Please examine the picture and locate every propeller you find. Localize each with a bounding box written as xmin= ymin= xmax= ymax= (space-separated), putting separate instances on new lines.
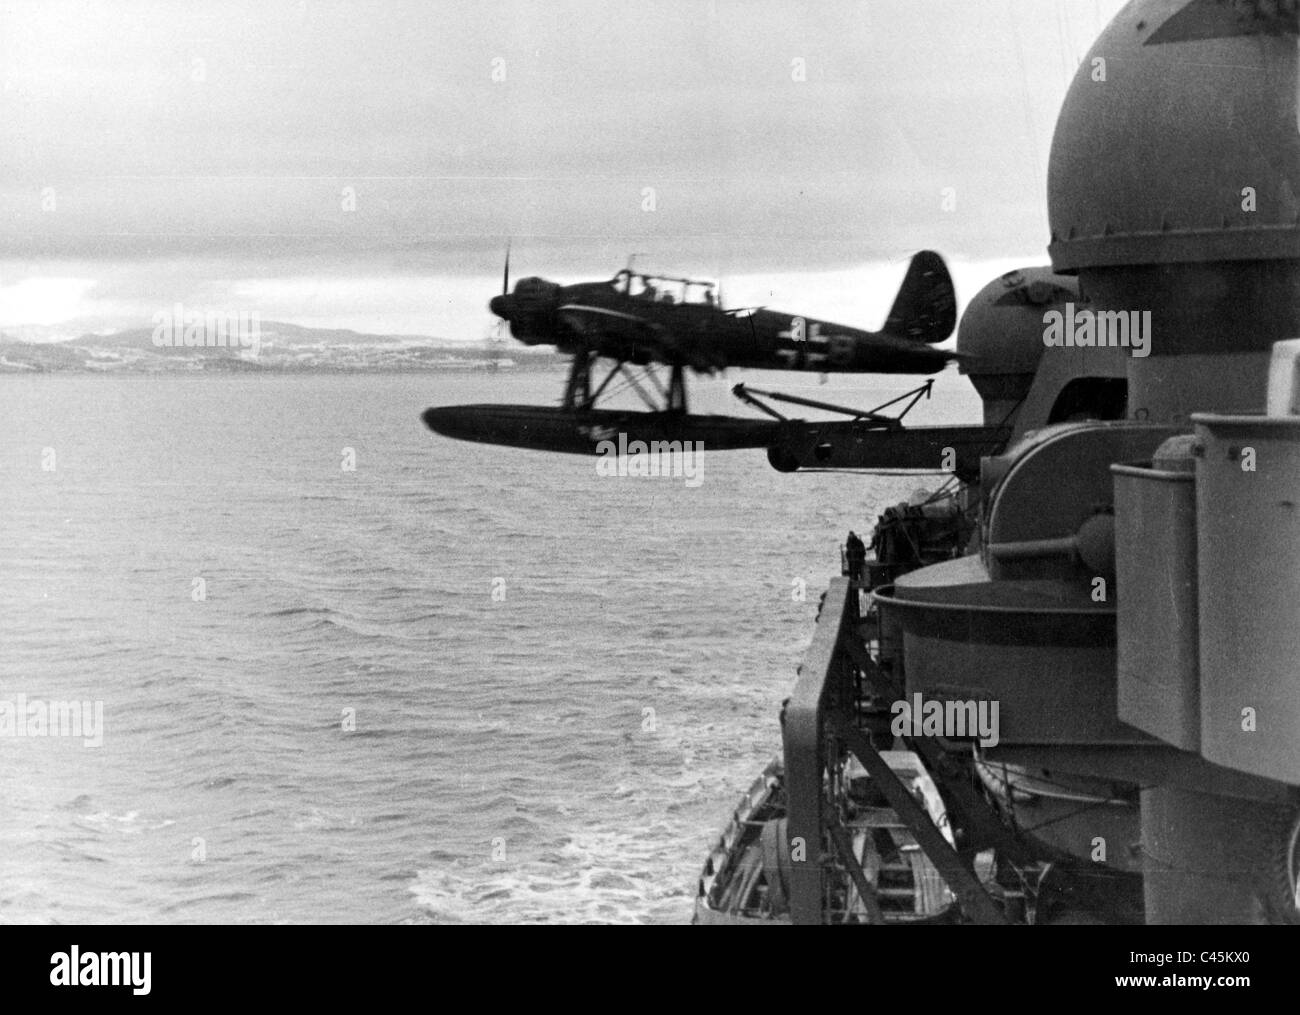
xmin=488 ymin=241 xmax=512 ymax=323
xmin=487 ymin=241 xmax=511 ymax=359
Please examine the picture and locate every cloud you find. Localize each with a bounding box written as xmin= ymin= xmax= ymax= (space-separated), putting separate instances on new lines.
xmin=0 ymin=0 xmax=1125 ymax=335
xmin=0 ymin=276 xmax=98 ymax=325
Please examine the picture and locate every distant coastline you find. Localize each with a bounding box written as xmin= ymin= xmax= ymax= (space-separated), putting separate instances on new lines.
xmin=0 ymin=321 xmax=570 ymax=374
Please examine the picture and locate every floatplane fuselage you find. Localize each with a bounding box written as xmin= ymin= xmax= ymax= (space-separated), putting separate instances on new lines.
xmin=422 ymin=250 xmax=998 ymax=473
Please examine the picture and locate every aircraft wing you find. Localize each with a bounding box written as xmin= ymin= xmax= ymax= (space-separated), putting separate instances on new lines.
xmin=558 ymin=304 xmax=723 ymax=372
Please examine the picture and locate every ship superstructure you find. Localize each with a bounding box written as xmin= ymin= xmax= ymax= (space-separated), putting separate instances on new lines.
xmin=698 ymin=0 xmax=1300 ymax=925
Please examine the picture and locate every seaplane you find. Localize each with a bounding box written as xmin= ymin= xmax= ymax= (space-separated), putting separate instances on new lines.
xmin=422 ymin=250 xmax=999 ymax=474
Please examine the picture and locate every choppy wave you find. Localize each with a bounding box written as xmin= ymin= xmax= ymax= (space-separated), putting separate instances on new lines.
xmin=0 ymin=372 xmax=975 ymax=922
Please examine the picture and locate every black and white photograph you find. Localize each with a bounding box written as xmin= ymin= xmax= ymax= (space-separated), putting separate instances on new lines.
xmin=0 ymin=0 xmax=1296 ymax=984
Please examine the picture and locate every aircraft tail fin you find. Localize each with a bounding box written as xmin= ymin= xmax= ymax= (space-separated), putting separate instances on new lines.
xmin=882 ymin=250 xmax=957 ymax=345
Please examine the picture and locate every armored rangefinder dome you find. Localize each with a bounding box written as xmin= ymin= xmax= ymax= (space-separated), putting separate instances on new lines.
xmin=1048 ymin=0 xmax=1300 ymax=271
xmin=1048 ymin=0 xmax=1300 ymax=421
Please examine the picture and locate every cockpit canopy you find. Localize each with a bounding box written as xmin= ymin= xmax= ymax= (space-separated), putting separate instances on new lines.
xmin=611 ymin=269 xmax=718 ymax=306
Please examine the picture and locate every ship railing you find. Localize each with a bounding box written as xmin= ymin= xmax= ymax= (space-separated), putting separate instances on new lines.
xmin=781 ymin=577 xmax=1008 ymax=925
xmin=782 ymin=576 xmax=857 ymax=924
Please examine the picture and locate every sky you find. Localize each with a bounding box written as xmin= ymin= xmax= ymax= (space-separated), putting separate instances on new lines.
xmin=0 ymin=0 xmax=1127 ymax=340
